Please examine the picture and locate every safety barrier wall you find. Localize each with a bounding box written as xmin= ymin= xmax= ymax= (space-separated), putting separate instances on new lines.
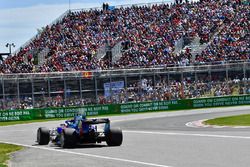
xmin=1 ymin=95 xmax=250 ymax=122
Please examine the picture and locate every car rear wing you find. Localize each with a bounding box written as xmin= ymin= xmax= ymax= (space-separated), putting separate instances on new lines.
xmin=82 ymin=118 xmax=110 ymax=124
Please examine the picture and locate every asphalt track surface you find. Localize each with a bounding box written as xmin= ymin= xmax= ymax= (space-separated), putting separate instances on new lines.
xmin=1 ymin=106 xmax=250 ymax=167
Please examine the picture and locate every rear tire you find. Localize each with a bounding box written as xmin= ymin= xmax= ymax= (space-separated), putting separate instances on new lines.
xmin=37 ymin=127 xmax=50 ymax=145
xmin=106 ymin=128 xmax=123 ymax=146
xmin=60 ymin=128 xmax=77 ymax=148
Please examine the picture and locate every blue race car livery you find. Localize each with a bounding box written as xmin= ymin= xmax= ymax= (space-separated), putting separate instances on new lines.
xmin=37 ymin=115 xmax=123 ymax=148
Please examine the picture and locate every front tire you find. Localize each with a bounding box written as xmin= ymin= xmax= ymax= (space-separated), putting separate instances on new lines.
xmin=37 ymin=127 xmax=50 ymax=145
xmin=106 ymin=128 xmax=123 ymax=146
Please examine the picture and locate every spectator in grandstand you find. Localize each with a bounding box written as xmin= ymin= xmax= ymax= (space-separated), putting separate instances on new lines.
xmin=103 ymin=3 xmax=109 ymax=11
xmin=0 ymin=0 xmax=248 ymax=73
xmin=195 ymin=3 xmax=250 ymax=64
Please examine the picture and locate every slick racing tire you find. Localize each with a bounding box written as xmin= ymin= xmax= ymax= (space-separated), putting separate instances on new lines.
xmin=106 ymin=128 xmax=123 ymax=146
xmin=60 ymin=128 xmax=77 ymax=148
xmin=37 ymin=127 xmax=50 ymax=145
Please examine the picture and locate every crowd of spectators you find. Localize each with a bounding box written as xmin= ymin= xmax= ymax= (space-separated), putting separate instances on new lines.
xmin=112 ymin=0 xmax=228 ymax=68
xmin=195 ymin=3 xmax=250 ymax=64
xmin=0 ymin=0 xmax=248 ymax=73
xmin=1 ymin=76 xmax=250 ymax=110
xmin=0 ymin=0 xmax=249 ymax=110
xmin=109 ymin=77 xmax=250 ymax=103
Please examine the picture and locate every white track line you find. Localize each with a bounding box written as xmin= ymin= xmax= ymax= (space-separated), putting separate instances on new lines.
xmin=124 ymin=130 xmax=250 ymax=140
xmin=0 ymin=141 xmax=172 ymax=167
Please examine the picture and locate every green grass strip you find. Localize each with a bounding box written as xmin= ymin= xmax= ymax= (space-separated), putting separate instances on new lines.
xmin=204 ymin=114 xmax=250 ymax=126
xmin=0 ymin=143 xmax=23 ymax=167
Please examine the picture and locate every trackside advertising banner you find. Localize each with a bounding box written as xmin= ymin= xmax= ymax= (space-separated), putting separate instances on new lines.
xmin=0 ymin=95 xmax=250 ymax=122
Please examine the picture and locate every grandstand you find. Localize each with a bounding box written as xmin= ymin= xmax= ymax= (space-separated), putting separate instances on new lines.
xmin=0 ymin=0 xmax=249 ymax=110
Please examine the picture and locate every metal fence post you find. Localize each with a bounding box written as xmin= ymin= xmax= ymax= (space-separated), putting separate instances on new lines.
xmin=243 ymin=62 xmax=247 ymax=94
xmin=209 ymin=66 xmax=212 ymax=82
xmin=167 ymin=72 xmax=170 ymax=85
xmin=64 ymin=78 xmax=67 ymax=106
xmin=2 ymin=78 xmax=5 ymax=109
xmin=31 ymin=78 xmax=35 ymax=107
xmin=195 ymin=71 xmax=198 ymax=82
xmin=17 ymin=78 xmax=20 ymax=107
xmin=226 ymin=63 xmax=229 ymax=81
xmin=79 ymin=77 xmax=82 ymax=100
xmin=124 ymin=71 xmax=128 ymax=103
xmin=109 ymin=70 xmax=112 ymax=102
xmin=139 ymin=71 xmax=142 ymax=101
xmin=153 ymin=68 xmax=156 ymax=101
xmin=48 ymin=77 xmax=51 ymax=99
xmin=95 ymin=74 xmax=98 ymax=104
xmin=181 ymin=69 xmax=184 ymax=81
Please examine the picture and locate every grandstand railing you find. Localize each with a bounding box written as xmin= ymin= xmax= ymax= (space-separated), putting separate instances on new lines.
xmin=174 ymin=36 xmax=184 ymax=54
xmin=71 ymin=0 xmax=174 ymax=12
xmin=111 ymin=41 xmax=123 ymax=63
xmin=0 ymin=61 xmax=249 ymax=79
xmin=37 ymin=48 xmax=50 ymax=65
xmin=96 ymin=44 xmax=107 ymax=60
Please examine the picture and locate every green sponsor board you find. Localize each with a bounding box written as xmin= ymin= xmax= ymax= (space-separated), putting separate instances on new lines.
xmin=120 ymin=99 xmax=192 ymax=113
xmin=0 ymin=95 xmax=250 ymax=122
xmin=0 ymin=110 xmax=32 ymax=121
xmin=192 ymin=95 xmax=250 ymax=108
xmin=0 ymin=104 xmax=118 ymax=122
xmin=42 ymin=104 xmax=119 ymax=119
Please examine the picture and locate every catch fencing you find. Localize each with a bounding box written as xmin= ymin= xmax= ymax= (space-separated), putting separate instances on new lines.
xmin=0 ymin=62 xmax=250 ymax=111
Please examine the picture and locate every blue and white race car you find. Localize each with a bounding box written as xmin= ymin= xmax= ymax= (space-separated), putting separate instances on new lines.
xmin=36 ymin=111 xmax=123 ymax=148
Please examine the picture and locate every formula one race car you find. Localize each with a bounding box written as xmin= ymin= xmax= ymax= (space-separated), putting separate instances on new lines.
xmin=36 ymin=111 xmax=123 ymax=148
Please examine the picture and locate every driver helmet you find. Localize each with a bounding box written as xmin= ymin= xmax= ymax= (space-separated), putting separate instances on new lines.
xmin=75 ymin=109 xmax=86 ymax=120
